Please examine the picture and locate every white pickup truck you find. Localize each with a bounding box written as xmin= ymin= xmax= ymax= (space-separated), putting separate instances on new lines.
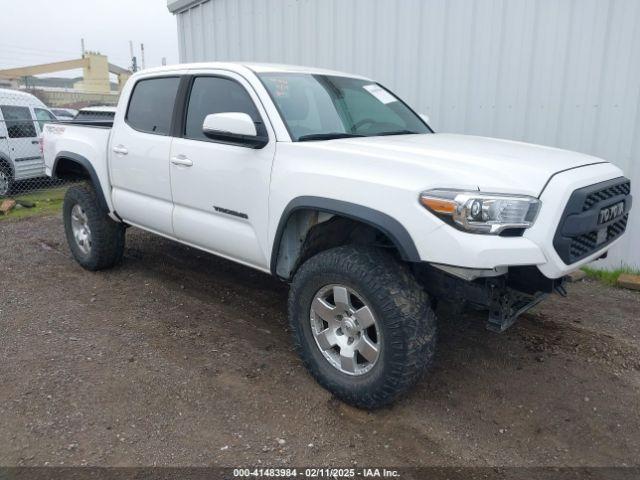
xmin=43 ymin=62 xmax=632 ymax=408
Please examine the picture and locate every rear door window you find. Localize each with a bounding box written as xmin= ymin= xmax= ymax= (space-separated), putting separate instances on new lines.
xmin=125 ymin=77 xmax=180 ymax=135
xmin=0 ymin=105 xmax=37 ymax=138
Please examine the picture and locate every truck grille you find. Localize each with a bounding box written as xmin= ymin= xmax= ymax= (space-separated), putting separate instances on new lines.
xmin=554 ymin=177 xmax=632 ymax=265
xmin=569 ymin=214 xmax=629 ymax=260
xmin=583 ymin=181 xmax=631 ymax=210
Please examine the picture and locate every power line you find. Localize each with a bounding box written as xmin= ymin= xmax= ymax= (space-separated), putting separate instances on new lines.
xmin=0 ymin=43 xmax=133 ymax=67
xmin=0 ymin=52 xmax=76 ymax=62
xmin=0 ymin=43 xmax=80 ymax=56
xmin=0 ymin=52 xmax=132 ymax=65
xmin=0 ymin=56 xmax=78 ymax=65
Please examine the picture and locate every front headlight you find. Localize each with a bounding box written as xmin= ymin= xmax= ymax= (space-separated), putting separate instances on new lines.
xmin=419 ymin=189 xmax=540 ymax=234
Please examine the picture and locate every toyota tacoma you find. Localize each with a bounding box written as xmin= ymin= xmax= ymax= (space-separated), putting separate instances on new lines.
xmin=42 ymin=63 xmax=633 ymax=408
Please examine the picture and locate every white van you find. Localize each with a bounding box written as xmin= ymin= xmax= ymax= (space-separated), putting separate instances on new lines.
xmin=0 ymin=88 xmax=57 ymax=196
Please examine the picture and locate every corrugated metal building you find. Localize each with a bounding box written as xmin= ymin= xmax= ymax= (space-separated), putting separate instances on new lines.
xmin=167 ymin=0 xmax=639 ymax=270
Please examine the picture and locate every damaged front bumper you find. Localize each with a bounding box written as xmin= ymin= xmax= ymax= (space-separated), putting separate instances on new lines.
xmin=416 ymin=264 xmax=567 ymax=332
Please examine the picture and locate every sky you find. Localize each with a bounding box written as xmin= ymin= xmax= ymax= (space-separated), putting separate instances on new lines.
xmin=0 ymin=0 xmax=179 ymax=78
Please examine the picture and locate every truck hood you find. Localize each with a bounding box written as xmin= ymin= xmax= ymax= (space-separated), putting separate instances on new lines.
xmin=298 ymin=133 xmax=608 ymax=196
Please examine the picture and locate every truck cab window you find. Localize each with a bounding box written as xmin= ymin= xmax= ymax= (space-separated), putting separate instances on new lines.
xmin=184 ymin=76 xmax=265 ymax=141
xmin=125 ymin=77 xmax=180 ymax=135
xmin=0 ymin=105 xmax=37 ymax=138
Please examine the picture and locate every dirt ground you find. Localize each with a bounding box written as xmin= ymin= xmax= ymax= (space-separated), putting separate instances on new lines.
xmin=1 ymin=214 xmax=639 ymax=468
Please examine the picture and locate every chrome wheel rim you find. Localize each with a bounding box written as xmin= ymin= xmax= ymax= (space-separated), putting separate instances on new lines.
xmin=0 ymin=171 xmax=9 ymax=196
xmin=70 ymin=204 xmax=92 ymax=255
xmin=310 ymin=284 xmax=381 ymax=376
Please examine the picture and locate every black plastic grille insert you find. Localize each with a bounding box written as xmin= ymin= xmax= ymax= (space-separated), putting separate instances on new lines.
xmin=554 ymin=177 xmax=632 ymax=265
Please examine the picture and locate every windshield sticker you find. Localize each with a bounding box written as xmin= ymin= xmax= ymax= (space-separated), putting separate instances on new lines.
xmin=363 ymin=84 xmax=397 ymax=104
xmin=272 ymin=78 xmax=290 ymax=97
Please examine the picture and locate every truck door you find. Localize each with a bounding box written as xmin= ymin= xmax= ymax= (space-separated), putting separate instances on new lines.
xmin=0 ymin=105 xmax=41 ymax=181
xmin=168 ymin=72 xmax=275 ymax=270
xmin=109 ymin=75 xmax=181 ymax=235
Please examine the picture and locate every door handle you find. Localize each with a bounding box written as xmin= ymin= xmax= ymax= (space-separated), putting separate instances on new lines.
xmin=112 ymin=145 xmax=128 ymax=155
xmin=170 ymin=155 xmax=193 ymax=167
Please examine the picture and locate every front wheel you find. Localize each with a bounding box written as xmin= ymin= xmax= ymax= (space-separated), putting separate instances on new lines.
xmin=288 ymin=246 xmax=437 ymax=409
xmin=63 ymin=183 xmax=126 ymax=271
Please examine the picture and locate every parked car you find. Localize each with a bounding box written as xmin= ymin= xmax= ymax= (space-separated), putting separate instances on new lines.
xmin=50 ymin=108 xmax=78 ymax=121
xmin=0 ymin=88 xmax=57 ymax=196
xmin=42 ymin=63 xmax=633 ymax=408
xmin=73 ymin=106 xmax=116 ymax=123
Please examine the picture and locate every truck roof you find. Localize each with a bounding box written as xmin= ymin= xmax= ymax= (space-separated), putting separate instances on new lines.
xmin=131 ymin=62 xmax=371 ymax=81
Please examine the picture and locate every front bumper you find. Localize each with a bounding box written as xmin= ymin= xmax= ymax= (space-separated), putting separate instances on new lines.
xmin=414 ymin=162 xmax=629 ymax=279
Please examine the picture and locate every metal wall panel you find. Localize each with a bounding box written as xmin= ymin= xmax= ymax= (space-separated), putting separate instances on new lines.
xmin=174 ymin=0 xmax=640 ymax=270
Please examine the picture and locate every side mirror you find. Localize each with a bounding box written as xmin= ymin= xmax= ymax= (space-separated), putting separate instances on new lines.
xmin=419 ymin=113 xmax=430 ymax=124
xmin=202 ymin=112 xmax=268 ymax=149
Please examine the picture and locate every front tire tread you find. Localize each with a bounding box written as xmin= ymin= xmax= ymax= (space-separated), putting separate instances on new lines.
xmin=63 ymin=183 xmax=125 ymax=271
xmin=288 ymin=245 xmax=437 ymax=409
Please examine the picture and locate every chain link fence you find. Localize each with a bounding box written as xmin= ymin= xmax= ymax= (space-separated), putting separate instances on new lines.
xmin=0 ymin=89 xmax=114 ymax=217
xmin=0 ymin=116 xmax=75 ymax=217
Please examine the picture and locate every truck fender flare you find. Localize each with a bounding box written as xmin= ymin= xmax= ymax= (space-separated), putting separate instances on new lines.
xmin=53 ymin=151 xmax=109 ymax=212
xmin=270 ymin=196 xmax=421 ymax=275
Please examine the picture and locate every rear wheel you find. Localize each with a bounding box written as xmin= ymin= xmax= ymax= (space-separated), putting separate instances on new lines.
xmin=288 ymin=246 xmax=437 ymax=409
xmin=0 ymin=164 xmax=13 ymax=197
xmin=63 ymin=183 xmax=125 ymax=270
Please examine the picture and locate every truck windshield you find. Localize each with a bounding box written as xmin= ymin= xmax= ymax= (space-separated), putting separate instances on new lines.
xmin=258 ymin=73 xmax=431 ymax=141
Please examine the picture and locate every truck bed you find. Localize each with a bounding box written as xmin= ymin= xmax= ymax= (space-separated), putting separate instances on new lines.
xmin=42 ymin=121 xmax=113 ymax=213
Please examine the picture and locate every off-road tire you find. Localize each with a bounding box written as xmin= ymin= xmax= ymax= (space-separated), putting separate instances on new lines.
xmin=63 ymin=183 xmax=125 ymax=271
xmin=288 ymin=245 xmax=437 ymax=409
xmin=0 ymin=163 xmax=14 ymax=197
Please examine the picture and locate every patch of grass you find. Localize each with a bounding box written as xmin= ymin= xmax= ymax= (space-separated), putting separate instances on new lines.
xmin=0 ymin=187 xmax=67 ymax=221
xmin=582 ymin=266 xmax=640 ymax=286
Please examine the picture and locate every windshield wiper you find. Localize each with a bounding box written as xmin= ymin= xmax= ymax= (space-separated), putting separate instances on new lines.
xmin=375 ymin=130 xmax=420 ymax=136
xmin=297 ymin=132 xmax=365 ymax=142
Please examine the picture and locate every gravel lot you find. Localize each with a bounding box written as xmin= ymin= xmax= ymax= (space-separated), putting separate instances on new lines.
xmin=1 ymin=214 xmax=639 ymax=467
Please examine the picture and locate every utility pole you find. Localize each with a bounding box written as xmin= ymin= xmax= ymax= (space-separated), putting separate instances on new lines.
xmin=81 ymin=38 xmax=85 ymax=57
xmin=129 ymin=40 xmax=138 ymax=73
xmin=140 ymin=43 xmax=146 ymax=70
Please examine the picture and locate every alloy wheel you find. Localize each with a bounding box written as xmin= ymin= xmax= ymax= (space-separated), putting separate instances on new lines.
xmin=310 ymin=284 xmax=381 ymax=376
xmin=70 ymin=204 xmax=92 ymax=254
